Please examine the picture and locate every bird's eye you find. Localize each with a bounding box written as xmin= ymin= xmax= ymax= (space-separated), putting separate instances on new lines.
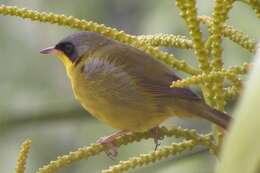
xmin=55 ymin=42 xmax=78 ymax=62
xmin=63 ymin=43 xmax=74 ymax=56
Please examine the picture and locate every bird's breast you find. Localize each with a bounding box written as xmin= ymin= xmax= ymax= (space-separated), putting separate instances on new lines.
xmin=67 ymin=65 xmax=169 ymax=132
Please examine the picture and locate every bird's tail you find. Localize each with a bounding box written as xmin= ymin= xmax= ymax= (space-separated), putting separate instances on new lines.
xmin=197 ymin=102 xmax=231 ymax=129
xmin=170 ymin=99 xmax=232 ymax=129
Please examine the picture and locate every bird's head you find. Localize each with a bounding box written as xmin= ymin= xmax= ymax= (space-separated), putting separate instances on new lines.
xmin=40 ymin=31 xmax=106 ymax=67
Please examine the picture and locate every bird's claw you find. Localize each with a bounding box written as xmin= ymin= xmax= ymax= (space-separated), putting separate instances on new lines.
xmin=150 ymin=127 xmax=163 ymax=151
xmin=97 ymin=130 xmax=129 ymax=159
xmin=97 ymin=136 xmax=118 ymax=159
xmin=154 ymin=141 xmax=161 ymax=151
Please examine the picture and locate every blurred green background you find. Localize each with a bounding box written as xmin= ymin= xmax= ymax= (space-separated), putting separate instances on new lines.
xmin=0 ymin=0 xmax=259 ymax=173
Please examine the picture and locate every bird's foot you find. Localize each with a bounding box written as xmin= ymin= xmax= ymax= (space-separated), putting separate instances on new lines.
xmin=97 ymin=130 xmax=129 ymax=159
xmin=150 ymin=127 xmax=163 ymax=150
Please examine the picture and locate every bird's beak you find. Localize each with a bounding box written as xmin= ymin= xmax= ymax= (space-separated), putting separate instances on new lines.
xmin=40 ymin=46 xmax=71 ymax=66
xmin=40 ymin=46 xmax=56 ymax=54
xmin=40 ymin=46 xmax=63 ymax=57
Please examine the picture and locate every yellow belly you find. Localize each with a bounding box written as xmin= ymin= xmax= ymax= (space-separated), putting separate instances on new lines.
xmin=68 ymin=68 xmax=170 ymax=132
xmin=75 ymin=89 xmax=169 ymax=131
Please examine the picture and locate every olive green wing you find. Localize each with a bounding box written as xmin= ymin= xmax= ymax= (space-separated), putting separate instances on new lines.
xmin=93 ymin=42 xmax=200 ymax=101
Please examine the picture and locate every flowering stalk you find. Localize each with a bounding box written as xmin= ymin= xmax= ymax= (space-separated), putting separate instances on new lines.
xmin=0 ymin=5 xmax=199 ymax=75
xmin=16 ymin=139 xmax=32 ymax=173
xmin=102 ymin=140 xmax=197 ymax=173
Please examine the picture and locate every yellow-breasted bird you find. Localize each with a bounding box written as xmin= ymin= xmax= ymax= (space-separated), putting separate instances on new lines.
xmin=40 ymin=32 xmax=231 ymax=157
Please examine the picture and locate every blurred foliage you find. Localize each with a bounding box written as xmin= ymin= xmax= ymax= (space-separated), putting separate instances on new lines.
xmin=217 ymin=45 xmax=260 ymax=173
xmin=0 ymin=0 xmax=260 ymax=173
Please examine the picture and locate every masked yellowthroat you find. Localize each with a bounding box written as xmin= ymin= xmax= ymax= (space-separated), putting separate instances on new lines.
xmin=40 ymin=32 xmax=231 ymax=156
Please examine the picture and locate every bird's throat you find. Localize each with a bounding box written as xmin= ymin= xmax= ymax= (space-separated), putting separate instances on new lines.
xmin=56 ymin=54 xmax=74 ymax=79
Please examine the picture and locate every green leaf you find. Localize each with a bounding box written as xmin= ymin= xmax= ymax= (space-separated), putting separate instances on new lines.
xmin=217 ymin=45 xmax=260 ymax=173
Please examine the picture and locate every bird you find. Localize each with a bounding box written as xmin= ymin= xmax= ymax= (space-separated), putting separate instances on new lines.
xmin=40 ymin=31 xmax=231 ymax=157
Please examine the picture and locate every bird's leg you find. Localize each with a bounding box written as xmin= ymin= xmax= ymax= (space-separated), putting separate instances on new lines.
xmin=97 ymin=130 xmax=129 ymax=159
xmin=150 ymin=127 xmax=163 ymax=150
